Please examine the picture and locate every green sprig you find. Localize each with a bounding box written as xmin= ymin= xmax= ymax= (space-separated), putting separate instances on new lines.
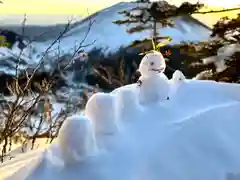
xmin=139 ymin=36 xmax=172 ymax=55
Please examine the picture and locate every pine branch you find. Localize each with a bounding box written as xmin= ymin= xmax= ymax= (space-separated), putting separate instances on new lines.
xmin=211 ymin=14 xmax=240 ymax=38
xmin=131 ymin=6 xmax=148 ymax=11
xmin=194 ymin=7 xmax=240 ymax=14
xmin=113 ymin=19 xmax=140 ymax=25
xmin=127 ymin=25 xmax=152 ymax=34
xmin=135 ymin=0 xmax=150 ymax=3
xmin=118 ymin=10 xmax=131 ymax=16
xmin=128 ymin=36 xmax=172 ymax=48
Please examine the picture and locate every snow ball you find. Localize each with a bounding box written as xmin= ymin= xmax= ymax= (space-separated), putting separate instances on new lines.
xmin=138 ymin=51 xmax=166 ymax=77
xmin=169 ymin=70 xmax=186 ymax=98
xmin=85 ymin=92 xmax=118 ymax=135
xmin=115 ymin=88 xmax=139 ymax=124
xmin=57 ymin=115 xmax=97 ymax=165
xmin=171 ymin=70 xmax=186 ymax=82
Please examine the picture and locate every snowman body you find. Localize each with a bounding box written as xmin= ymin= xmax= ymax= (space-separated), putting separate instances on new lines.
xmin=138 ymin=73 xmax=170 ymax=105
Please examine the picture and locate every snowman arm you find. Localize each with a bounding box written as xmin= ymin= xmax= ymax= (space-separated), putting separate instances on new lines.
xmin=137 ymin=79 xmax=142 ymax=86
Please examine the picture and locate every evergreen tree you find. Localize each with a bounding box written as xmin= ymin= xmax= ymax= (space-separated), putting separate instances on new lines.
xmin=113 ymin=1 xmax=204 ymax=46
xmin=113 ymin=0 xmax=240 ymax=83
xmin=179 ymin=14 xmax=240 ymax=83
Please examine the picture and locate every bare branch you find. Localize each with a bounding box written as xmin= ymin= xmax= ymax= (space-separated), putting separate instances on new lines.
xmin=60 ymin=15 xmax=96 ymax=70
xmin=0 ymin=13 xmax=95 ymax=161
xmin=15 ymin=14 xmax=27 ymax=78
xmin=23 ymin=20 xmax=72 ymax=92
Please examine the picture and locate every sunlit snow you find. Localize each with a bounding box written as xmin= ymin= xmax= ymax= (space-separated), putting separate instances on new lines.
xmin=1 ymin=51 xmax=240 ymax=180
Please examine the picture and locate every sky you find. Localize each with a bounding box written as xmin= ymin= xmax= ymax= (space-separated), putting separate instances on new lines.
xmin=0 ymin=0 xmax=124 ymax=14
xmin=0 ymin=0 xmax=239 ymax=25
xmin=0 ymin=0 xmax=239 ymax=14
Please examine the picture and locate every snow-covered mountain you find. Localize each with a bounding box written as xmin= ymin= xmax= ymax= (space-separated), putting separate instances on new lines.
xmin=33 ymin=2 xmax=212 ymax=57
xmin=0 ymin=2 xmax=211 ymax=74
xmin=0 ymin=1 xmax=212 ymax=96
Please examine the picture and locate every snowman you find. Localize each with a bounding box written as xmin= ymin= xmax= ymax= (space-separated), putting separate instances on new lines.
xmin=169 ymin=70 xmax=186 ymax=98
xmin=137 ymin=51 xmax=170 ymax=105
xmin=85 ymin=92 xmax=119 ymax=151
xmin=57 ymin=115 xmax=98 ymax=166
xmin=171 ymin=70 xmax=186 ymax=82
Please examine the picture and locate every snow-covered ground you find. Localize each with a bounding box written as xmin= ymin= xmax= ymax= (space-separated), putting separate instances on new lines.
xmin=1 ymin=52 xmax=240 ymax=180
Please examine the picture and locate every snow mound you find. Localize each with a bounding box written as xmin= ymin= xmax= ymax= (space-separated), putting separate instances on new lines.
xmin=85 ymin=93 xmax=118 ymax=135
xmin=85 ymin=93 xmax=119 ymax=150
xmin=2 ymin=78 xmax=240 ymax=180
xmin=137 ymin=101 xmax=240 ymax=180
xmin=114 ymin=88 xmax=140 ymax=125
xmin=2 ymin=56 xmax=240 ymax=179
xmin=57 ymin=115 xmax=98 ymax=165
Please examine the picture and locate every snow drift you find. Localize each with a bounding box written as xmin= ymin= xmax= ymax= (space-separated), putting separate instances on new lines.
xmin=1 ymin=52 xmax=240 ymax=180
xmin=1 ymin=79 xmax=240 ymax=180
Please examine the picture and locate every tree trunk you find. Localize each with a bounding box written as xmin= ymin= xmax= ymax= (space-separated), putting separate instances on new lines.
xmin=1 ymin=137 xmax=8 ymax=162
xmin=153 ymin=20 xmax=157 ymax=44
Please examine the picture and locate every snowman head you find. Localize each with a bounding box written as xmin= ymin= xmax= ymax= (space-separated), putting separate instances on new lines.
xmin=138 ymin=51 xmax=166 ymax=77
xmin=172 ymin=70 xmax=186 ymax=82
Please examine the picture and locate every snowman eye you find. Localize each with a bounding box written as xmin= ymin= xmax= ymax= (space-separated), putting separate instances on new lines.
xmin=150 ymin=62 xmax=154 ymax=66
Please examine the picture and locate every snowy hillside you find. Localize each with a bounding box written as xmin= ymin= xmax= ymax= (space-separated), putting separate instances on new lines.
xmin=1 ymin=52 xmax=240 ymax=180
xmin=0 ymin=40 xmax=45 ymax=76
xmin=33 ymin=2 xmax=211 ymax=57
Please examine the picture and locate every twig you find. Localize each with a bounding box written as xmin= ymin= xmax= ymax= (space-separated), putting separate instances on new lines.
xmin=61 ymin=15 xmax=96 ymax=70
xmin=23 ymin=20 xmax=72 ymax=92
xmin=15 ymin=14 xmax=27 ymax=78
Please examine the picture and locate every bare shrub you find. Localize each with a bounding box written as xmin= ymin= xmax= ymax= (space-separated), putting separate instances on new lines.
xmin=0 ymin=15 xmax=95 ymax=162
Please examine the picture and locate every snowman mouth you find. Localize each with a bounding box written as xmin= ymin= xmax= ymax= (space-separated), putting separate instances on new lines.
xmin=150 ymin=67 xmax=164 ymax=73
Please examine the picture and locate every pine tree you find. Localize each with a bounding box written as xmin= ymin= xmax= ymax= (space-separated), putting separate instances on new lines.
xmin=113 ymin=1 xmax=204 ymax=46
xmin=113 ymin=0 xmax=240 ymax=51
xmin=178 ymin=14 xmax=240 ymax=83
